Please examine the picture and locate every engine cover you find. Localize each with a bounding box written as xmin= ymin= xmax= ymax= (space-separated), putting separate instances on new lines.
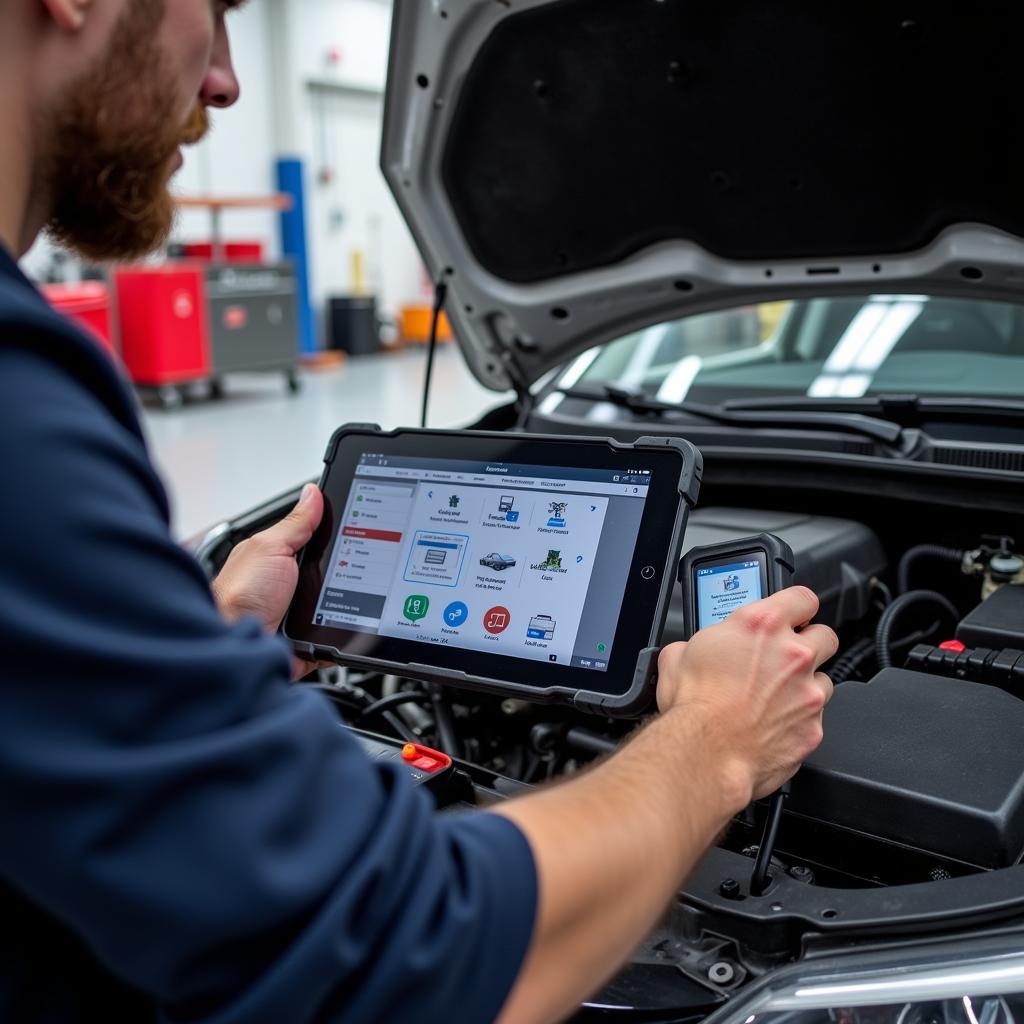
xmin=790 ymin=668 xmax=1024 ymax=869
xmin=664 ymin=508 xmax=886 ymax=640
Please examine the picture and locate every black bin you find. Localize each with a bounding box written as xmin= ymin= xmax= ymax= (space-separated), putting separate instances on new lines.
xmin=328 ymin=296 xmax=380 ymax=356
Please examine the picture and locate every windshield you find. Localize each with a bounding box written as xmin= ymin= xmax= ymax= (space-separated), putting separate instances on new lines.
xmin=560 ymin=295 xmax=1024 ymax=403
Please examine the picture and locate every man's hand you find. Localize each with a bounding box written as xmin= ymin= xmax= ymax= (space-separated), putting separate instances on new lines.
xmin=495 ymin=587 xmax=836 ymax=1024
xmin=656 ymin=586 xmax=837 ymax=803
xmin=212 ymin=484 xmax=324 ymax=677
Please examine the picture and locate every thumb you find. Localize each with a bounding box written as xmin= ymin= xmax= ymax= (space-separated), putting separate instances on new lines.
xmin=265 ymin=484 xmax=324 ymax=553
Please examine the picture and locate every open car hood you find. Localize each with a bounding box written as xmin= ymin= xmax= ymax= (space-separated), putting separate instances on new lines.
xmin=381 ymin=0 xmax=1024 ymax=392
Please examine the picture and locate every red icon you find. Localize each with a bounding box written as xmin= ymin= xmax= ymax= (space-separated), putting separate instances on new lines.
xmin=484 ymin=606 xmax=511 ymax=635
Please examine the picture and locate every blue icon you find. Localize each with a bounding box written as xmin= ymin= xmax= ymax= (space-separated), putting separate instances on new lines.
xmin=547 ymin=502 xmax=568 ymax=528
xmin=506 ymin=510 xmax=520 ymax=523
xmin=724 ymin=575 xmax=741 ymax=592
xmin=576 ymin=555 xmax=584 ymax=564
xmin=428 ymin=490 xmax=434 ymax=499
xmin=443 ymin=601 xmax=469 ymax=628
xmin=590 ymin=505 xmax=597 ymax=512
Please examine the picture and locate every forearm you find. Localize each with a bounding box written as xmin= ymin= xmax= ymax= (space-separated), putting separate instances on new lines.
xmin=494 ymin=707 xmax=750 ymax=1024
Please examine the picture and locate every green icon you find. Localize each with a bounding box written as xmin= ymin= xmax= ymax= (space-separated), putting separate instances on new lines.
xmin=540 ymin=549 xmax=563 ymax=570
xmin=597 ymin=642 xmax=607 ymax=654
xmin=404 ymin=595 xmax=429 ymax=622
xmin=356 ymin=495 xmax=364 ymax=502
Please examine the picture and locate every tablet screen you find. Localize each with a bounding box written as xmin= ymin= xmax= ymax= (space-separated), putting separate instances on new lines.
xmin=311 ymin=453 xmax=652 ymax=673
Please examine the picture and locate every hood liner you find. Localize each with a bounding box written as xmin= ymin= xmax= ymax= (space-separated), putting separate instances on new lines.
xmin=442 ymin=0 xmax=1024 ymax=284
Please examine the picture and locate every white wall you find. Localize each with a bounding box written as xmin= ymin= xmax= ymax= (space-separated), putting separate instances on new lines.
xmin=22 ymin=0 xmax=427 ymax=340
xmin=284 ymin=0 xmax=427 ymax=332
xmin=173 ymin=0 xmax=279 ymax=257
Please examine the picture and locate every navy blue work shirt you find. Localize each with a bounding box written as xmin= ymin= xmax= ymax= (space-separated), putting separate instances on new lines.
xmin=0 ymin=246 xmax=537 ymax=1023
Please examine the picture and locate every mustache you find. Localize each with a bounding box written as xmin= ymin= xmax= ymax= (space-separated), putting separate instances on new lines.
xmin=179 ymin=104 xmax=210 ymax=146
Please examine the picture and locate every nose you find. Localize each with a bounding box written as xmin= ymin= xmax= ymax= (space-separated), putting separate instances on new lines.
xmin=200 ymin=21 xmax=240 ymax=109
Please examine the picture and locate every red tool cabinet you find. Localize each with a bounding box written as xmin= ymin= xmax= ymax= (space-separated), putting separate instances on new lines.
xmin=41 ymin=282 xmax=117 ymax=359
xmin=114 ymin=266 xmax=212 ymax=400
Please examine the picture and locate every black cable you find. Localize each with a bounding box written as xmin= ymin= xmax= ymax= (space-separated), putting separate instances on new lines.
xmin=875 ymin=590 xmax=960 ymax=669
xmin=356 ymin=690 xmax=430 ymax=723
xmin=300 ymin=682 xmax=418 ymax=741
xmin=871 ymin=578 xmax=893 ymax=607
xmin=750 ymin=785 xmax=788 ymax=897
xmin=420 ymin=278 xmax=449 ymax=429
xmin=897 ymin=545 xmax=964 ymax=595
xmin=565 ymin=727 xmax=617 ymax=756
xmin=427 ymin=683 xmax=460 ymax=758
xmin=829 ymin=637 xmax=876 ymax=684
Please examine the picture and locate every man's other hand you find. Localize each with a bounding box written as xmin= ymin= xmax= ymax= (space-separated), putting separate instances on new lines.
xmin=212 ymin=484 xmax=324 ymax=676
xmin=656 ymin=587 xmax=837 ymax=804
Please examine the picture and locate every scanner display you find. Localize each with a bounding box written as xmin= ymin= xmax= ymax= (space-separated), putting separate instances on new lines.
xmin=695 ymin=559 xmax=764 ymax=630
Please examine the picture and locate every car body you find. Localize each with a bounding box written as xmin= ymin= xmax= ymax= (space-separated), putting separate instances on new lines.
xmin=193 ymin=2 xmax=1024 ymax=1021
xmin=479 ymin=553 xmax=517 ymax=571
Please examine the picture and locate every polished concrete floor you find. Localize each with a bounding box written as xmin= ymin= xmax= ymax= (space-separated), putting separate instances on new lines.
xmin=142 ymin=346 xmax=510 ymax=539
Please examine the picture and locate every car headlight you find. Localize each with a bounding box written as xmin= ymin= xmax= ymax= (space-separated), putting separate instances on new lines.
xmin=709 ymin=941 xmax=1024 ymax=1024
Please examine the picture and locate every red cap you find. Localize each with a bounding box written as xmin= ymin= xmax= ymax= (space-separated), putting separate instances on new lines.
xmin=939 ymin=640 xmax=966 ymax=653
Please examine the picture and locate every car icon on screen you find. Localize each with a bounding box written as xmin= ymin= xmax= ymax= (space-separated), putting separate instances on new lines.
xmin=480 ymin=553 xmax=517 ymax=571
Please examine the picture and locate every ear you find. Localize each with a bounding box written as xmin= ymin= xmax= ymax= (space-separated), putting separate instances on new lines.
xmin=38 ymin=0 xmax=91 ymax=32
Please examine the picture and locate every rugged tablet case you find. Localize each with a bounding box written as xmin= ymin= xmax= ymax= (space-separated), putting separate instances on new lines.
xmin=285 ymin=424 xmax=702 ymax=718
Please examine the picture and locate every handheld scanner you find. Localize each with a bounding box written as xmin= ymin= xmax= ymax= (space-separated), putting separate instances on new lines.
xmin=679 ymin=534 xmax=796 ymax=640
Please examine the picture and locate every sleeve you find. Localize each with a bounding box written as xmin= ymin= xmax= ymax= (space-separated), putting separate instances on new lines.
xmin=0 ymin=343 xmax=538 ymax=1024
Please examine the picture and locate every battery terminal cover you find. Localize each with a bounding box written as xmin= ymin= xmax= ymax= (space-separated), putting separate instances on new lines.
xmin=401 ymin=742 xmax=452 ymax=774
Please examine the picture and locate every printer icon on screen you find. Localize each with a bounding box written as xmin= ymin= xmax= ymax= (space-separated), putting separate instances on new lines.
xmin=527 ymin=615 xmax=557 ymax=641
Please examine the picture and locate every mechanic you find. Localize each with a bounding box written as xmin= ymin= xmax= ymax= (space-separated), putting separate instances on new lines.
xmin=0 ymin=2 xmax=836 ymax=1022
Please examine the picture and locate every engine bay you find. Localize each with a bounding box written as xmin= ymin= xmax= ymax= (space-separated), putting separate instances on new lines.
xmin=306 ymin=501 xmax=1024 ymax=888
xmin=195 ymin=454 xmax=1024 ymax=1018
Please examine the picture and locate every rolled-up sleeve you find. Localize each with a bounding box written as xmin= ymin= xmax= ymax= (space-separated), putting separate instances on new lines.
xmin=0 ymin=340 xmax=537 ymax=1023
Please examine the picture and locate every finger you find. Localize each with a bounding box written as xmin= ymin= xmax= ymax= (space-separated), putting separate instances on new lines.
xmin=764 ymin=586 xmax=820 ymax=629
xmin=797 ymin=623 xmax=840 ymax=670
xmin=813 ymin=671 xmax=835 ymax=707
xmin=265 ymin=484 xmax=324 ymax=554
xmin=658 ymin=640 xmax=688 ymax=674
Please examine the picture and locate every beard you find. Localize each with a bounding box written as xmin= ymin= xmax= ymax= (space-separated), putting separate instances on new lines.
xmin=42 ymin=0 xmax=209 ymax=262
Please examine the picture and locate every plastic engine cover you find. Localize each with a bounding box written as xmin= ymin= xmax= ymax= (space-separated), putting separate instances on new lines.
xmin=664 ymin=508 xmax=885 ymax=641
xmin=791 ymin=668 xmax=1024 ymax=869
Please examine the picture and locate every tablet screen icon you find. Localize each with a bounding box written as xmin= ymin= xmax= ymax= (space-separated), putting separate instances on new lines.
xmin=527 ymin=615 xmax=557 ymax=640
xmin=403 ymin=595 xmax=430 ymax=622
xmin=443 ymin=601 xmax=469 ymax=628
xmin=546 ymin=502 xmax=568 ymax=528
xmin=484 ymin=606 xmax=511 ymax=635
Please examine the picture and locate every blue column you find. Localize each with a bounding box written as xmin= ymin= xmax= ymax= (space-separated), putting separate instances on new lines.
xmin=275 ymin=156 xmax=317 ymax=356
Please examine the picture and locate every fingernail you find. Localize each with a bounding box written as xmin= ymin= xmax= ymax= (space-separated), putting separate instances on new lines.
xmin=299 ymin=483 xmax=316 ymax=505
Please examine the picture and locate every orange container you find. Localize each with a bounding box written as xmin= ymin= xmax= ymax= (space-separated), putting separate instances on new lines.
xmin=400 ymin=305 xmax=453 ymax=344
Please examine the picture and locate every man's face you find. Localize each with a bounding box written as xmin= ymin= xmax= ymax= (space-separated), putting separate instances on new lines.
xmin=42 ymin=0 xmax=239 ymax=263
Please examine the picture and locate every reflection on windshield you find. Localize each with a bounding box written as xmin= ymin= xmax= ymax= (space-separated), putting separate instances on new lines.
xmin=562 ymin=295 xmax=1024 ymax=403
xmin=809 ymin=296 xmax=925 ymax=397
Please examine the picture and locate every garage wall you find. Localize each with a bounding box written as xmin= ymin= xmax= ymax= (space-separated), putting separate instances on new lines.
xmin=284 ymin=0 xmax=427 ymax=332
xmin=174 ymin=0 xmax=279 ymax=258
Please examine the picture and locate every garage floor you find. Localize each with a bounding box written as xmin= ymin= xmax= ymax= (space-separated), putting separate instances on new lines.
xmin=142 ymin=346 xmax=510 ymax=539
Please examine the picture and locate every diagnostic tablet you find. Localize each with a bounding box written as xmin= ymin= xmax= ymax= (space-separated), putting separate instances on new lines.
xmin=284 ymin=425 xmax=701 ymax=716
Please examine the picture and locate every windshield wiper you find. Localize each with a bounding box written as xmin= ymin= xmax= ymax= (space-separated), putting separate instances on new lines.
xmin=722 ymin=394 xmax=1024 ymax=429
xmin=557 ymin=385 xmax=904 ymax=444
